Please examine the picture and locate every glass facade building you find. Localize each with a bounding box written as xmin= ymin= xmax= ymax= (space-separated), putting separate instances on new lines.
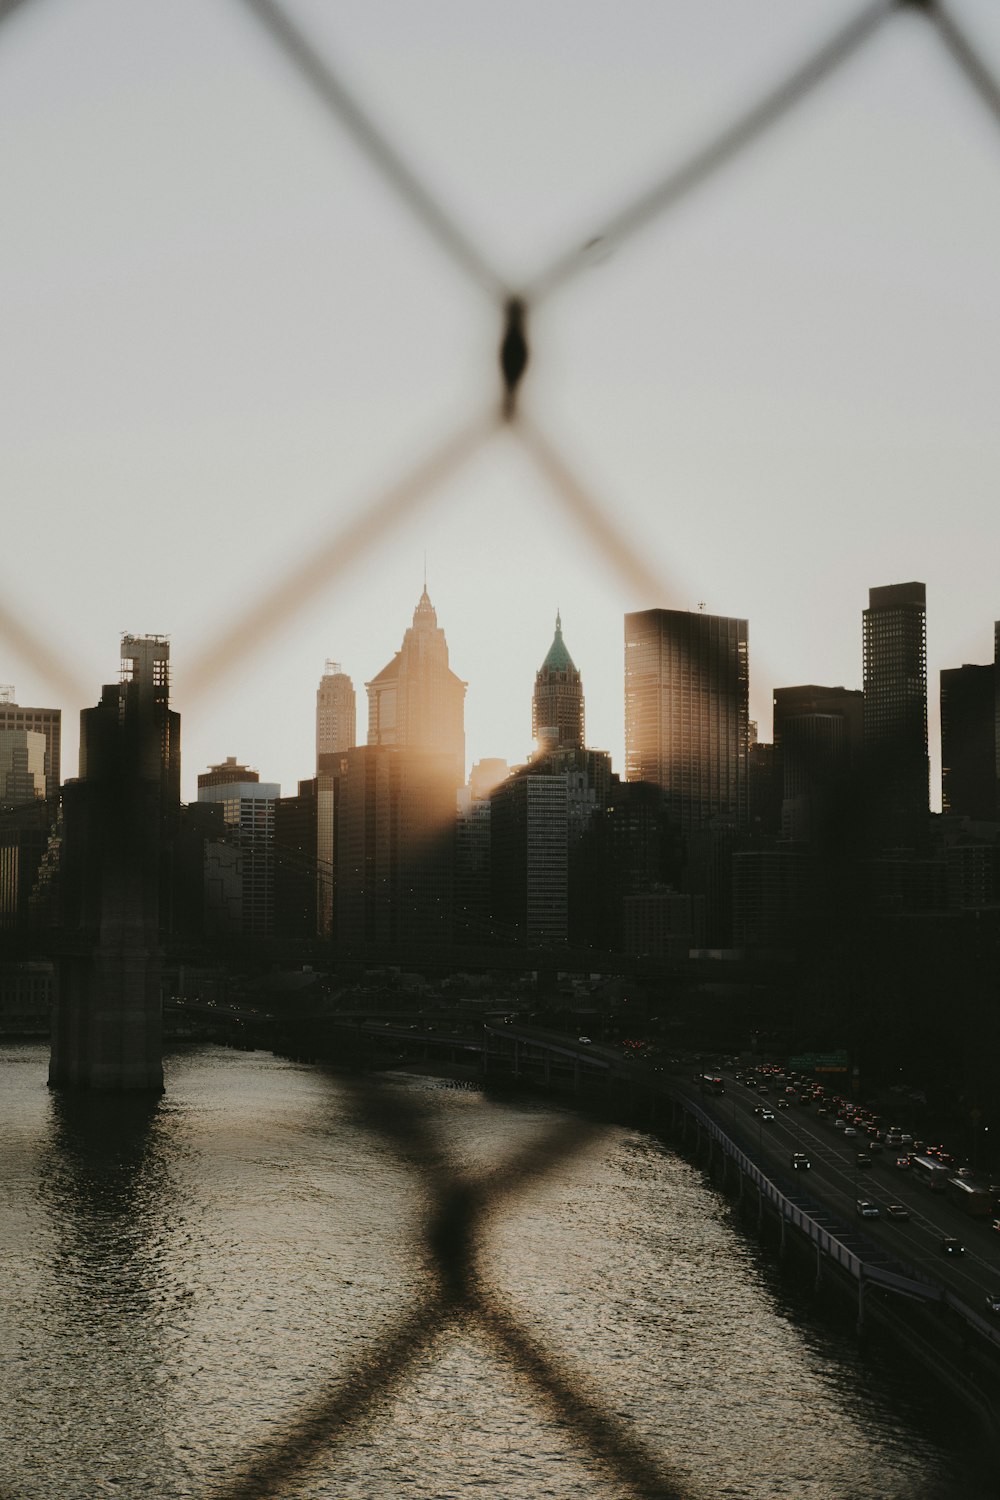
xmin=624 ymin=608 xmax=749 ymax=833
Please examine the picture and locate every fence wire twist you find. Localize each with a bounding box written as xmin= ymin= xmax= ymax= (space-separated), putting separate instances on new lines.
xmin=4 ymin=0 xmax=1000 ymax=1495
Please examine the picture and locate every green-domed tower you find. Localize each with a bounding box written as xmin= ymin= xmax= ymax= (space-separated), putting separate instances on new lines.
xmin=532 ymin=612 xmax=584 ymax=752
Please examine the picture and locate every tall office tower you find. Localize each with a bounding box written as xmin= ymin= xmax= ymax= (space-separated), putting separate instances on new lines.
xmin=624 ymin=608 xmax=749 ymax=832
xmin=0 ymin=726 xmax=46 ymax=807
xmin=327 ymin=745 xmax=456 ymax=956
xmin=366 ymin=586 xmax=466 ymax=787
xmin=0 ymin=801 xmax=53 ymax=931
xmin=455 ymin=760 xmax=508 ymax=943
xmin=747 ymin=738 xmax=780 ymax=836
xmin=941 ymin=662 xmax=996 ymax=820
xmin=0 ymin=686 xmax=61 ymax=800
xmin=490 ymin=771 xmax=569 ymax=945
xmin=274 ymin=778 xmax=319 ymax=939
xmin=772 ymin=685 xmax=863 ymax=843
xmin=532 ymin=612 xmax=584 ymax=752
xmin=316 ymin=660 xmax=356 ymax=769
xmin=198 ymin=765 xmax=279 ymax=937
xmin=862 ymin=582 xmax=929 ymax=848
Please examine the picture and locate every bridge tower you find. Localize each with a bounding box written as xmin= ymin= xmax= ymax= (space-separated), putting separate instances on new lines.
xmin=50 ymin=636 xmax=179 ymax=1091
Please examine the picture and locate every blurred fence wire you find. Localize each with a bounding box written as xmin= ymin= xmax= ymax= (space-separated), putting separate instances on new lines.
xmin=4 ymin=0 xmax=1000 ymax=1495
xmin=6 ymin=0 xmax=1000 ymax=708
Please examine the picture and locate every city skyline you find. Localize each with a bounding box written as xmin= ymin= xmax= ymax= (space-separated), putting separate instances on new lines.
xmin=8 ymin=576 xmax=1000 ymax=811
xmin=5 ymin=2 xmax=1000 ymax=808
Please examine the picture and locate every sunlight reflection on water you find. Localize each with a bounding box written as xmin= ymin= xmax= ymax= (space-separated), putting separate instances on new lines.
xmin=0 ymin=1045 xmax=989 ymax=1499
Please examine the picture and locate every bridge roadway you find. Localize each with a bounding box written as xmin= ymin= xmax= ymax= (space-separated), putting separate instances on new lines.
xmin=484 ymin=1027 xmax=1000 ymax=1354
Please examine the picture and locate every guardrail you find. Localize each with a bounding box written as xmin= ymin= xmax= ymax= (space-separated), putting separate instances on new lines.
xmin=485 ymin=1028 xmax=1000 ymax=1350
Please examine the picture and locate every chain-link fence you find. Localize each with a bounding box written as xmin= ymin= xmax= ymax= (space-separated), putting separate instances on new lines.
xmin=4 ymin=0 xmax=1000 ymax=1494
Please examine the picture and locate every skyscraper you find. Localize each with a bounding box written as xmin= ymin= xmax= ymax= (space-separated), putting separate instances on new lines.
xmin=941 ymin=661 xmax=995 ymax=820
xmin=532 ymin=612 xmax=583 ymax=752
xmin=366 ymin=586 xmax=466 ymax=786
xmin=772 ymin=685 xmax=863 ymax=843
xmin=327 ymin=744 xmax=456 ymax=955
xmin=624 ymin=608 xmax=749 ymax=832
xmin=316 ymin=659 xmax=356 ymax=769
xmin=490 ymin=770 xmax=569 ymax=945
xmin=862 ymin=582 xmax=929 ymax=848
xmin=198 ymin=764 xmax=279 ymax=937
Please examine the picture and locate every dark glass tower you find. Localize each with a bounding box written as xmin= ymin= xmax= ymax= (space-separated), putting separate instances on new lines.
xmin=941 ymin=661 xmax=996 ymax=820
xmin=624 ymin=608 xmax=749 ymax=833
xmin=862 ymin=582 xmax=928 ymax=849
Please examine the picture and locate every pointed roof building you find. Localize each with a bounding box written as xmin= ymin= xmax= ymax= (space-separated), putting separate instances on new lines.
xmin=366 ymin=585 xmax=467 ymax=785
xmin=533 ymin=612 xmax=584 ymax=753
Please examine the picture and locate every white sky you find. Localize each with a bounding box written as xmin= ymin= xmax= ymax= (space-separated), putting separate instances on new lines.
xmin=4 ymin=0 xmax=1000 ymax=806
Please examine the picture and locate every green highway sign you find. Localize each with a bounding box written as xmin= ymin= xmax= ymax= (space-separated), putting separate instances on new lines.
xmin=788 ymin=1050 xmax=849 ymax=1069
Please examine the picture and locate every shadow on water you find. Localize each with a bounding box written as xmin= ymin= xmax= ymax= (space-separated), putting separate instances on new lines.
xmin=31 ymin=1089 xmax=181 ymax=1493
xmin=43 ymin=1089 xmax=165 ymax=1215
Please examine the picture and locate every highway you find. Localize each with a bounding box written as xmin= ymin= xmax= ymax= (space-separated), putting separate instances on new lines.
xmin=673 ymin=1067 xmax=1000 ymax=1317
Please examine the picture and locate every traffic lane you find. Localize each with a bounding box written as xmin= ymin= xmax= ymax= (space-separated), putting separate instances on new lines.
xmin=692 ymin=1085 xmax=1000 ymax=1300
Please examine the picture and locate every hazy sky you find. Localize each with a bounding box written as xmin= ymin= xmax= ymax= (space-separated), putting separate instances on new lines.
xmin=4 ymin=0 xmax=1000 ymax=805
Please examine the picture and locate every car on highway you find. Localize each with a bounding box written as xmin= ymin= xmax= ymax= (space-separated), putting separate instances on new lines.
xmin=886 ymin=1203 xmax=910 ymax=1219
xmin=791 ymin=1152 xmax=811 ymax=1170
xmin=894 ymin=1155 xmax=912 ymax=1169
xmin=843 ymin=1127 xmax=858 ymax=1138
xmin=578 ymin=1036 xmax=593 ymax=1044
xmin=760 ymin=1108 xmax=776 ymax=1122
xmin=940 ymin=1237 xmax=966 ymax=1256
xmin=856 ymin=1152 xmax=873 ymax=1168
xmin=986 ymin=1293 xmax=1000 ymax=1316
xmin=856 ymin=1200 xmax=880 ymax=1218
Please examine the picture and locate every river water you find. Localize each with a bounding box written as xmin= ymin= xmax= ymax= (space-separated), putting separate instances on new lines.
xmin=0 ymin=1043 xmax=990 ymax=1499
